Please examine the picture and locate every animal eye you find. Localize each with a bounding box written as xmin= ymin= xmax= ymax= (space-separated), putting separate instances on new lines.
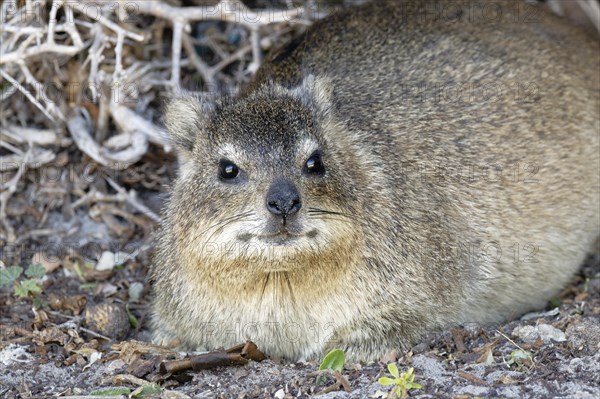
xmin=219 ymin=160 xmax=239 ymax=180
xmin=303 ymin=151 xmax=325 ymax=176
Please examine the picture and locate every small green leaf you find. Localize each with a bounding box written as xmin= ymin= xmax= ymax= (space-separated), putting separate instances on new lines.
xmin=14 ymin=279 xmax=42 ymax=298
xmin=0 ymin=266 xmax=23 ymax=287
xmin=378 ymin=377 xmax=396 ymax=386
xmin=548 ymin=297 xmax=562 ymax=308
xmin=387 ymin=363 xmax=400 ymax=378
xmin=72 ymin=260 xmax=84 ymax=280
xmin=14 ymin=283 xmax=28 ymax=297
xmin=79 ymin=282 xmax=97 ymax=290
xmin=511 ymin=349 xmax=532 ymax=361
xmin=130 ymin=384 xmax=162 ymax=398
xmin=126 ymin=304 xmax=139 ymax=328
xmin=32 ymin=296 xmax=46 ymax=309
xmin=583 ymin=277 xmax=590 ymax=293
xmin=319 ymin=348 xmax=345 ymax=372
xmin=90 ymin=387 xmax=131 ymax=396
xmin=25 ymin=263 xmax=46 ymax=279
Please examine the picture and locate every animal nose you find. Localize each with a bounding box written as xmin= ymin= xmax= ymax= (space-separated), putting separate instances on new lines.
xmin=266 ymin=179 xmax=302 ymax=217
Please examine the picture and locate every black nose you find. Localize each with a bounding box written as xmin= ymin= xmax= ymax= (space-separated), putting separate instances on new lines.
xmin=266 ymin=178 xmax=301 ymax=217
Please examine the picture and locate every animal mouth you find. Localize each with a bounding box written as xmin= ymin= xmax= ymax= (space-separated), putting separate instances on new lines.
xmin=261 ymin=231 xmax=299 ymax=245
xmin=237 ymin=229 xmax=317 ymax=245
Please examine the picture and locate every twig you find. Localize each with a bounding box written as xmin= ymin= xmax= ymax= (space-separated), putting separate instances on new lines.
xmin=159 ymin=341 xmax=266 ymax=373
xmin=80 ymin=327 xmax=111 ymax=341
xmin=63 ymin=4 xmax=84 ymax=47
xmin=47 ymin=0 xmax=64 ymax=45
xmin=0 ymin=42 xmax=81 ymax=64
xmin=248 ymin=27 xmax=262 ymax=73
xmin=124 ymin=0 xmax=304 ymax=29
xmin=0 ymin=68 xmax=55 ymax=121
xmin=105 ymin=177 xmax=161 ymax=223
xmin=182 ymin=32 xmax=215 ymax=86
xmin=211 ymin=44 xmax=253 ymax=78
xmin=67 ymin=107 xmax=151 ymax=167
xmin=0 ymin=125 xmax=59 ymax=146
xmin=114 ymin=30 xmax=125 ymax=77
xmin=84 ymin=24 xmax=106 ymax=103
xmin=170 ymin=20 xmax=184 ymax=87
xmin=0 ymin=148 xmax=55 ymax=171
xmin=495 ymin=329 xmax=527 ymax=352
xmin=313 ymin=370 xmax=352 ymax=395
xmin=0 ymin=146 xmax=32 ymax=242
xmin=17 ymin=60 xmax=66 ymax=120
xmin=13 ymin=228 xmax=63 ymax=245
xmin=69 ymin=1 xmax=144 ymax=42
xmin=109 ymin=101 xmax=167 ymax=147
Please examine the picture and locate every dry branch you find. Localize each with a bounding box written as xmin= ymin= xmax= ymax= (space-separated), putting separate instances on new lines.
xmin=123 ymin=0 xmax=304 ymax=28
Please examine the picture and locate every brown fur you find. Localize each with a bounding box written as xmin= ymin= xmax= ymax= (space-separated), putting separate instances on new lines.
xmin=151 ymin=0 xmax=600 ymax=361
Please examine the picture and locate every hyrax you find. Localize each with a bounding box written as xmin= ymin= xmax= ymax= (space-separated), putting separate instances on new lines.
xmin=151 ymin=0 xmax=600 ymax=361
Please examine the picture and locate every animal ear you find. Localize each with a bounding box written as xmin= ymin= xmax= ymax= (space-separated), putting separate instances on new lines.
xmin=163 ymin=95 xmax=214 ymax=156
xmin=293 ymin=74 xmax=334 ymax=116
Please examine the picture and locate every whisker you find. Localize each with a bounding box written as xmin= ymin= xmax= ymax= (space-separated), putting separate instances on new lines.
xmin=197 ymin=211 xmax=254 ymax=236
xmin=259 ymin=272 xmax=270 ymax=304
xmin=202 ymin=212 xmax=255 ymax=243
xmin=306 ymin=215 xmax=355 ymax=225
xmin=284 ymin=271 xmax=297 ymax=310
xmin=307 ymin=207 xmax=353 ymax=219
xmin=204 ymin=215 xmax=256 ymax=243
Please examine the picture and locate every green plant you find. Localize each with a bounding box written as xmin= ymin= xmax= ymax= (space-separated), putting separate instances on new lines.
xmin=378 ymin=364 xmax=422 ymax=399
xmin=0 ymin=264 xmax=45 ymax=299
xmin=317 ymin=348 xmax=346 ymax=384
xmin=90 ymin=388 xmax=131 ymax=396
xmin=495 ymin=329 xmax=535 ymax=371
xmin=319 ymin=348 xmax=345 ymax=372
xmin=506 ymin=349 xmax=534 ymax=370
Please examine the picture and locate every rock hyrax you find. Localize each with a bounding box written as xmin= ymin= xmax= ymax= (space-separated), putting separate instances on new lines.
xmin=151 ymin=0 xmax=600 ymax=361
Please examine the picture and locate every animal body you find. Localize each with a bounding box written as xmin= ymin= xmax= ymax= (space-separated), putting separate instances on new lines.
xmin=151 ymin=0 xmax=600 ymax=361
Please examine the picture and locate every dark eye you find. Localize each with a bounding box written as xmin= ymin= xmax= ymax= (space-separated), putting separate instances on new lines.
xmin=219 ymin=160 xmax=239 ymax=180
xmin=303 ymin=151 xmax=325 ymax=176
